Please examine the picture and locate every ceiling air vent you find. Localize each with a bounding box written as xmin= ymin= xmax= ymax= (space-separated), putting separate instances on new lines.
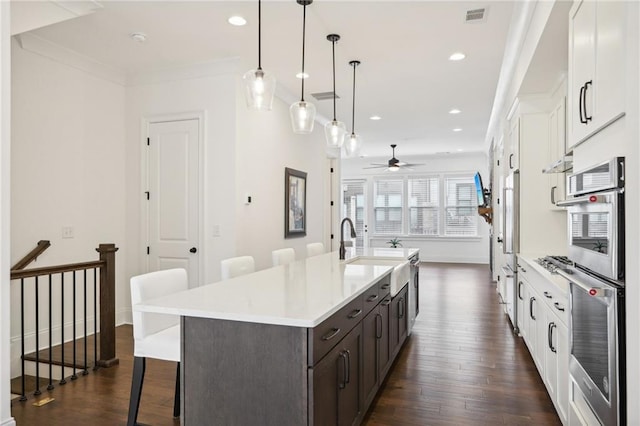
xmin=311 ymin=91 xmax=340 ymax=101
xmin=465 ymin=7 xmax=487 ymax=23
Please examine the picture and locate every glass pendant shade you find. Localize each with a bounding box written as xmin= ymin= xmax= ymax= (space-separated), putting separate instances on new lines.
xmin=290 ymin=101 xmax=316 ymax=133
xmin=344 ymin=133 xmax=362 ymax=157
xmin=324 ymin=120 xmax=346 ymax=148
xmin=243 ymin=69 xmax=276 ymax=111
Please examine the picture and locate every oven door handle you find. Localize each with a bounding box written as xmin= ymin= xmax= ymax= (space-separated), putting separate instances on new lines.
xmin=567 ymin=277 xmax=613 ymax=298
xmin=557 ymin=189 xmax=622 ymax=206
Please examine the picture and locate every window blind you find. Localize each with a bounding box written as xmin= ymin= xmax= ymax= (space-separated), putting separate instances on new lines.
xmin=408 ymin=177 xmax=439 ymax=235
xmin=444 ymin=177 xmax=477 ymax=236
xmin=374 ymin=179 xmax=403 ymax=235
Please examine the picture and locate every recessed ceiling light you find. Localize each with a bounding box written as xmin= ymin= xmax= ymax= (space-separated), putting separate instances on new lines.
xmin=296 ymin=72 xmax=309 ymax=79
xmin=453 ymin=128 xmax=463 ymax=132
xmin=228 ymin=16 xmax=247 ymax=26
xmin=369 ymin=115 xmax=382 ymax=121
xmin=130 ymin=32 xmax=147 ymax=43
xmin=457 ymin=148 xmax=464 ymax=152
xmin=449 ymin=52 xmax=466 ymax=61
xmin=449 ymin=108 xmax=461 ymax=114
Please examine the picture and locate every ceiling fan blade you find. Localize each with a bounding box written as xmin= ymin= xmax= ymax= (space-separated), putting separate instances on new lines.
xmin=403 ymin=163 xmax=425 ymax=167
xmin=363 ymin=165 xmax=388 ymax=169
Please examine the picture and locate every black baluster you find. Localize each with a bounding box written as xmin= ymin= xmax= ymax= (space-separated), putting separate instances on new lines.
xmin=34 ymin=276 xmax=41 ymax=396
xmin=93 ymin=268 xmax=98 ymax=371
xmin=20 ymin=278 xmax=26 ymax=401
xmin=71 ymin=271 xmax=77 ymax=380
xmin=60 ymin=273 xmax=66 ymax=385
xmin=47 ymin=274 xmax=54 ymax=390
xmin=83 ymin=269 xmax=88 ymax=375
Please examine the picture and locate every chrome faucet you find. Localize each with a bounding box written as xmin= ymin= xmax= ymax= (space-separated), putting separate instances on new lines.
xmin=339 ymin=217 xmax=357 ymax=260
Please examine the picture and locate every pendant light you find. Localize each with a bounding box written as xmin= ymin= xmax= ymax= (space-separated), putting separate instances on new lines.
xmin=324 ymin=34 xmax=346 ymax=148
xmin=242 ymin=0 xmax=276 ymax=111
xmin=290 ymin=0 xmax=316 ymax=134
xmin=344 ymin=60 xmax=363 ymax=157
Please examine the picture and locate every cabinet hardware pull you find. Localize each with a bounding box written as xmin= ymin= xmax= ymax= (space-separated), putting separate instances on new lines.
xmin=548 ymin=322 xmax=557 ymax=353
xmin=345 ymin=350 xmax=351 ymax=384
xmin=583 ymin=80 xmax=593 ymax=122
xmin=530 ymin=297 xmax=536 ymax=320
xmin=518 ymin=281 xmax=524 ymax=300
xmin=551 ymin=186 xmax=557 ymax=205
xmin=579 ymin=84 xmax=587 ymax=124
xmin=339 ymin=352 xmax=348 ymax=389
xmin=399 ymin=297 xmax=404 ymax=319
xmin=367 ymin=294 xmax=379 ymax=303
xmin=381 ymin=298 xmax=391 ymax=306
xmin=520 ymin=267 xmax=527 ymax=273
xmin=321 ymin=327 xmax=341 ymax=341
xmin=544 ymin=291 xmax=553 ymax=299
xmin=554 ymin=302 xmax=565 ymax=312
xmin=376 ymin=313 xmax=382 ymax=339
xmin=381 ymin=284 xmax=390 ymax=290
xmin=509 ymin=153 xmax=514 ymax=169
xmin=347 ymin=309 xmax=362 ymax=319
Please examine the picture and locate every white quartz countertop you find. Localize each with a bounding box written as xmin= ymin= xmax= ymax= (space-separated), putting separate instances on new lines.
xmin=135 ymin=252 xmax=403 ymax=328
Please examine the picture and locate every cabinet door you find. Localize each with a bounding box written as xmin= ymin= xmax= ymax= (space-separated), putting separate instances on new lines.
xmin=544 ymin=314 xmax=558 ymax=404
xmin=378 ymin=297 xmax=392 ymax=379
xmin=593 ymin=1 xmax=625 ymax=131
xmin=547 ymin=97 xmax=566 ymax=208
xmin=568 ymin=0 xmax=595 ymax=147
xmin=556 ymin=321 xmax=569 ymax=424
xmin=338 ymin=324 xmax=362 ymax=426
xmin=362 ymin=309 xmax=379 ymax=407
xmin=311 ymin=324 xmax=363 ymax=426
xmin=516 ymin=279 xmax=526 ymax=338
xmin=508 ymin=117 xmax=520 ymax=170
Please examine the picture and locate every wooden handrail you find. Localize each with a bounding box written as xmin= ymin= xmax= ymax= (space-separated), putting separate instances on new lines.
xmin=10 ymin=260 xmax=104 ymax=280
xmin=11 ymin=240 xmax=51 ymax=271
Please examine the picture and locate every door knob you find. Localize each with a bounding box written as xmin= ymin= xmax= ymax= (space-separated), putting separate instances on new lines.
xmin=189 ymin=247 xmax=197 ymax=253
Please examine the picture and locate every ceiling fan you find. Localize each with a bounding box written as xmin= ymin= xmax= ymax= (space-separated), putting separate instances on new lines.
xmin=364 ymin=144 xmax=424 ymax=172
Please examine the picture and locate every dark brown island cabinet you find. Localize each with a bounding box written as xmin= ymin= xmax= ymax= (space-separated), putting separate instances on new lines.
xmin=181 ymin=271 xmax=410 ymax=425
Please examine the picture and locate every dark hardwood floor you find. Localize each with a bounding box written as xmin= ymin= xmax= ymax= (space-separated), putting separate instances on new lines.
xmin=11 ymin=262 xmax=560 ymax=425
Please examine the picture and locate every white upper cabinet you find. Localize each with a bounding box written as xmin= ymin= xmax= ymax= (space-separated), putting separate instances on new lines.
xmin=547 ymin=96 xmax=567 ymax=208
xmin=568 ymin=0 xmax=626 ymax=149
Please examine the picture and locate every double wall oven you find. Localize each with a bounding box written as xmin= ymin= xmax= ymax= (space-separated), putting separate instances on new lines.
xmin=556 ymin=157 xmax=625 ymax=425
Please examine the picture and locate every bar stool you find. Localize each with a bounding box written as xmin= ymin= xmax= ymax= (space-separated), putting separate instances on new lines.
xmin=220 ymin=256 xmax=255 ymax=280
xmin=272 ymin=248 xmax=295 ymax=266
xmin=127 ymin=268 xmax=187 ymax=426
xmin=306 ymin=242 xmax=324 ymax=258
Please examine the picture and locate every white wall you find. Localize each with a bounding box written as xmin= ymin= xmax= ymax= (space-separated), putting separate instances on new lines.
xmin=9 ymin=39 xmax=127 ymax=375
xmin=235 ymin=85 xmax=329 ymax=270
xmin=342 ymin=152 xmax=490 ymax=264
xmin=125 ymin=61 xmax=238 ymax=293
xmin=1 ymin=1 xmax=16 ymax=423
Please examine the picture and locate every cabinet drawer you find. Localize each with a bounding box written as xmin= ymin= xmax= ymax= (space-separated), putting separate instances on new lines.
xmin=362 ymin=276 xmax=390 ymax=316
xmin=308 ymin=296 xmax=363 ymax=365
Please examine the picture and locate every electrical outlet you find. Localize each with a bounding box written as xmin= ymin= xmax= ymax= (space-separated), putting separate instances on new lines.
xmin=62 ymin=226 xmax=74 ymax=239
xmin=212 ymin=224 xmax=220 ymax=237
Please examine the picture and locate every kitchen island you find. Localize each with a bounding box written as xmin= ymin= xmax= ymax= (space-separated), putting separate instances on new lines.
xmin=135 ymin=250 xmax=417 ymax=425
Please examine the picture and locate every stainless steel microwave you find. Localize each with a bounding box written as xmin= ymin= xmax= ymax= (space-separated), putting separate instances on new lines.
xmin=567 ymin=157 xmax=624 ymax=197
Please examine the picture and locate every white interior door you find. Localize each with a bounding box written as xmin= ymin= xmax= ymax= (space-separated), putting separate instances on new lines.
xmin=147 ymin=119 xmax=199 ymax=286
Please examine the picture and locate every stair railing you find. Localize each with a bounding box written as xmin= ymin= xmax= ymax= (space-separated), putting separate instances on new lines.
xmin=10 ymin=243 xmax=119 ymax=401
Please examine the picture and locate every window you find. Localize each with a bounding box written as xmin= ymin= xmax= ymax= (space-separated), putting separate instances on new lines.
xmin=360 ymin=173 xmax=478 ymax=238
xmin=444 ymin=176 xmax=477 ymax=236
xmin=408 ymin=177 xmax=439 ymax=235
xmin=374 ymin=180 xmax=403 ymax=234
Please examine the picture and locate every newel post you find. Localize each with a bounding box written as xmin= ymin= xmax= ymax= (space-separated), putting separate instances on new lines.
xmin=96 ymin=243 xmax=119 ymax=367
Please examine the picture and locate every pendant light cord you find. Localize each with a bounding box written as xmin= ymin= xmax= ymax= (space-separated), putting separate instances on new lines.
xmin=257 ymin=0 xmax=262 ymax=70
xmin=331 ymin=39 xmax=337 ymax=121
xmin=351 ymin=62 xmax=356 ymax=134
xmin=300 ymin=3 xmax=307 ymax=102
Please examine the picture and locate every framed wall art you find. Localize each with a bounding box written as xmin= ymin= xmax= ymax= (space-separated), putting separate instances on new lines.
xmin=284 ymin=167 xmax=307 ymax=238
